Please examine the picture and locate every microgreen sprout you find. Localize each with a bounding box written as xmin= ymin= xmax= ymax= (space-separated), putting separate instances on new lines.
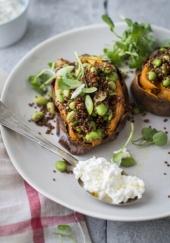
xmin=28 ymin=67 xmax=56 ymax=94
xmin=132 ymin=127 xmax=168 ymax=146
xmin=102 ymin=15 xmax=158 ymax=68
xmin=112 ymin=123 xmax=136 ymax=167
xmin=102 ymin=14 xmax=121 ymax=38
xmin=74 ymin=51 xmax=84 ymax=79
xmin=55 ymin=224 xmax=77 ymax=243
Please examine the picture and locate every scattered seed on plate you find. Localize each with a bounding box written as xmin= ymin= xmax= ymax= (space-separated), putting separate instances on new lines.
xmin=28 ymin=103 xmax=34 ymax=107
xmin=163 ymin=172 xmax=167 ymax=175
xmin=142 ymin=112 xmax=147 ymax=117
xmin=164 ymin=118 xmax=168 ymax=122
xmin=53 ymin=178 xmax=56 ymax=181
xmin=143 ymin=119 xmax=150 ymax=123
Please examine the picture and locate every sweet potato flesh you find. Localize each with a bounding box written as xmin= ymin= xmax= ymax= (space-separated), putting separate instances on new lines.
xmin=139 ymin=48 xmax=170 ymax=101
xmin=53 ymin=55 xmax=128 ymax=148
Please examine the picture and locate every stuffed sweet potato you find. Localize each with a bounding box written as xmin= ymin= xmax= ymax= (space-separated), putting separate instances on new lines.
xmin=131 ymin=47 xmax=170 ymax=116
xmin=52 ymin=54 xmax=129 ymax=155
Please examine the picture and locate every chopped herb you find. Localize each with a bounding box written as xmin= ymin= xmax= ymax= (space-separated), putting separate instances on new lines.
xmin=85 ymin=95 xmax=93 ymax=115
xmin=71 ymin=84 xmax=85 ymax=99
xmin=83 ymin=87 xmax=97 ymax=93
xmin=74 ymin=51 xmax=84 ymax=79
xmin=102 ymin=15 xmax=158 ymax=68
xmin=57 ymin=66 xmax=82 ymax=90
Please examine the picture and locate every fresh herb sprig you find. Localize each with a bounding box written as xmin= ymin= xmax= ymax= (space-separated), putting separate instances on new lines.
xmin=132 ymin=127 xmax=168 ymax=146
xmin=112 ymin=123 xmax=136 ymax=167
xmin=102 ymin=15 xmax=158 ymax=68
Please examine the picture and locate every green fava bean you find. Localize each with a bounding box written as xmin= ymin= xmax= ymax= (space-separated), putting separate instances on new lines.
xmin=32 ymin=111 xmax=44 ymax=122
xmin=148 ymin=71 xmax=156 ymax=81
xmin=69 ymin=101 xmax=76 ymax=110
xmin=162 ymin=77 xmax=170 ymax=87
xmin=55 ymin=160 xmax=67 ymax=172
xmin=63 ymin=89 xmax=70 ymax=97
xmin=110 ymin=72 xmax=118 ymax=81
xmin=108 ymin=81 xmax=116 ymax=90
xmin=47 ymin=102 xmax=55 ymax=115
xmin=66 ymin=111 xmax=75 ymax=122
xmin=96 ymin=103 xmax=108 ymax=116
xmin=85 ymin=130 xmax=103 ymax=142
xmin=34 ymin=96 xmax=48 ymax=106
xmin=153 ymin=58 xmax=161 ymax=67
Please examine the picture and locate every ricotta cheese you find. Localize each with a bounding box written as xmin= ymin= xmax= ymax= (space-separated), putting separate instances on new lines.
xmin=73 ymin=157 xmax=145 ymax=204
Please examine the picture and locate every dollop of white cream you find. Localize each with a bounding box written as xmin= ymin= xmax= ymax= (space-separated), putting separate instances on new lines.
xmin=0 ymin=0 xmax=25 ymax=25
xmin=73 ymin=157 xmax=145 ymax=205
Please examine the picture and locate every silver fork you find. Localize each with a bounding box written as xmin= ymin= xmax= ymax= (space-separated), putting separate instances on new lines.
xmin=0 ymin=101 xmax=77 ymax=166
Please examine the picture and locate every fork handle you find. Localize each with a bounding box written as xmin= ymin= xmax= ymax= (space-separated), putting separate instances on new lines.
xmin=0 ymin=101 xmax=77 ymax=166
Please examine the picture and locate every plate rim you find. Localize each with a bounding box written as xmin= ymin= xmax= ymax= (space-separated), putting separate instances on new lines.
xmin=1 ymin=23 xmax=170 ymax=221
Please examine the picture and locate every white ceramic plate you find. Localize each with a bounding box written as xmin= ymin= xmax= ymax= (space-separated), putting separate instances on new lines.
xmin=1 ymin=24 xmax=170 ymax=221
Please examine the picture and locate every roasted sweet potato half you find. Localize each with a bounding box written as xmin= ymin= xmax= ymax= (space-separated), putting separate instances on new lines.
xmin=52 ymin=54 xmax=129 ymax=155
xmin=131 ymin=47 xmax=170 ymax=116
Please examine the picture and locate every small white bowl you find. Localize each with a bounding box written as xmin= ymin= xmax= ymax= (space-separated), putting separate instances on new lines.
xmin=0 ymin=0 xmax=29 ymax=48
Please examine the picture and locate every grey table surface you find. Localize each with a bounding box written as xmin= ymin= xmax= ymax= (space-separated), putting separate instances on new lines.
xmin=1 ymin=0 xmax=170 ymax=242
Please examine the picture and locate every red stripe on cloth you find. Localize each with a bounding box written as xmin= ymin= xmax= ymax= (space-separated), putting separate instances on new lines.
xmin=0 ymin=220 xmax=31 ymax=236
xmin=24 ymin=182 xmax=45 ymax=243
xmin=41 ymin=212 xmax=84 ymax=227
xmin=0 ymin=214 xmax=84 ymax=236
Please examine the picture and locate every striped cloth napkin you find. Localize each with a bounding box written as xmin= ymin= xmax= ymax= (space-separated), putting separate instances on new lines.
xmin=0 ymin=70 xmax=92 ymax=243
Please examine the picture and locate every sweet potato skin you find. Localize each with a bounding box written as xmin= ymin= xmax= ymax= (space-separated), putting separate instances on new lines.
xmin=131 ymin=74 xmax=170 ymax=116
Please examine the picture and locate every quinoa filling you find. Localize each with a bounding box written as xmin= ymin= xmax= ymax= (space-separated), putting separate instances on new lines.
xmin=53 ymin=55 xmax=124 ymax=143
